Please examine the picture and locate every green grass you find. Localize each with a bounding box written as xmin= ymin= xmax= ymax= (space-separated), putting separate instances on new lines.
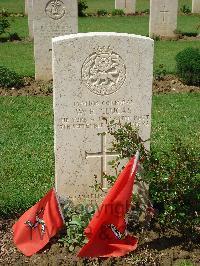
xmin=85 ymin=0 xmax=193 ymax=13
xmin=154 ymin=40 xmax=200 ymax=73
xmin=177 ymin=14 xmax=200 ymax=33
xmin=174 ymin=260 xmax=195 ymax=266
xmin=86 ymin=0 xmax=193 ymax=13
xmin=0 ymin=14 xmax=199 ymax=77
xmin=0 ymin=0 xmax=24 ymax=14
xmin=85 ymin=0 xmax=150 ymax=13
xmin=79 ymin=16 xmax=149 ymax=36
xmin=0 ymin=97 xmax=54 ymax=217
xmin=0 ymin=42 xmax=34 ymax=77
xmin=4 ymin=14 xmax=200 ymax=39
xmin=0 ymin=94 xmax=199 ymax=217
xmin=7 ymin=16 xmax=29 ymax=38
xmin=0 ymin=38 xmax=199 ymax=76
xmin=151 ymin=93 xmax=200 ymax=153
xmin=0 ymin=0 xmax=194 ymax=14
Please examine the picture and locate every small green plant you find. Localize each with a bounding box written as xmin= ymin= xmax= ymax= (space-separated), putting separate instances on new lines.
xmin=102 ymin=123 xmax=200 ymax=233
xmin=0 ymin=66 xmax=24 ymax=88
xmin=60 ymin=200 xmax=95 ymax=251
xmin=78 ymin=0 xmax=88 ymax=17
xmin=176 ymin=260 xmax=194 ymax=266
xmin=97 ymin=9 xmax=108 ymax=16
xmin=111 ymin=9 xmax=125 ymax=16
xmin=0 ymin=8 xmax=9 ymax=17
xmin=180 ymin=5 xmax=191 ymax=14
xmin=152 ymin=34 xmax=161 ymax=41
xmin=143 ymin=8 xmax=150 ymax=14
xmin=46 ymin=84 xmax=53 ymax=94
xmin=181 ymin=32 xmax=198 ymax=37
xmin=155 ymin=64 xmax=167 ymax=81
xmin=108 ymin=122 xmax=147 ymax=161
xmin=145 ymin=139 xmax=200 ymax=232
xmin=9 ymin=32 xmax=21 ymax=41
xmin=0 ymin=17 xmax=10 ymax=36
xmin=176 ymin=47 xmax=200 ymax=86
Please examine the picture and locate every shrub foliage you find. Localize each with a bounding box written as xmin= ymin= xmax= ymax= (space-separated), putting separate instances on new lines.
xmin=176 ymin=47 xmax=200 ymax=86
xmin=180 ymin=5 xmax=191 ymax=14
xmin=107 ymin=122 xmax=199 ymax=232
xmin=97 ymin=9 xmax=108 ymax=16
xmin=0 ymin=17 xmax=9 ymax=36
xmin=78 ymin=0 xmax=88 ymax=17
xmin=0 ymin=66 xmax=24 ymax=88
xmin=111 ymin=9 xmax=125 ymax=16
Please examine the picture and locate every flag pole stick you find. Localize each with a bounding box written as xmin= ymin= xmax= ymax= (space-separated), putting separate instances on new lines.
xmin=131 ymin=150 xmax=140 ymax=175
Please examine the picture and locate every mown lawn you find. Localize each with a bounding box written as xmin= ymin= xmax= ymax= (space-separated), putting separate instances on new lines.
xmin=5 ymin=12 xmax=200 ymax=38
xmin=0 ymin=94 xmax=199 ymax=217
xmin=0 ymin=97 xmax=54 ymax=217
xmin=0 ymin=14 xmax=199 ymax=76
xmin=0 ymin=42 xmax=34 ymax=77
xmin=1 ymin=38 xmax=199 ymax=76
xmin=0 ymin=0 xmax=24 ymax=14
xmin=0 ymin=0 xmax=193 ymax=14
xmin=154 ymin=40 xmax=200 ymax=73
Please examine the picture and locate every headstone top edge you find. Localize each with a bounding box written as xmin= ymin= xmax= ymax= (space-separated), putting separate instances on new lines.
xmin=52 ymin=32 xmax=154 ymax=44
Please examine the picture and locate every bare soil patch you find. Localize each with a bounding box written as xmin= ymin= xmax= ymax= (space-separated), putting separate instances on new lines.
xmin=0 ymin=75 xmax=199 ymax=97
xmin=153 ymin=75 xmax=199 ymax=94
xmin=0 ymin=218 xmax=199 ymax=266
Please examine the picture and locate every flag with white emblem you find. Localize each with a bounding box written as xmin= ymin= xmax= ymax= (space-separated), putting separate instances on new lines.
xmin=13 ymin=188 xmax=64 ymax=256
xmin=78 ymin=152 xmax=140 ymax=258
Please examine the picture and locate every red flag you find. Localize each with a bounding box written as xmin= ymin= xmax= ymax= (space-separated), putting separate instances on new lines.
xmin=78 ymin=152 xmax=140 ymax=258
xmin=13 ymin=188 xmax=64 ymax=256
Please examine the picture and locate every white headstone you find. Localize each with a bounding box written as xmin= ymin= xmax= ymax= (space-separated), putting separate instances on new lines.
xmin=53 ymin=32 xmax=154 ymax=203
xmin=192 ymin=0 xmax=200 ymax=13
xmin=149 ymin=0 xmax=178 ymax=38
xmin=115 ymin=0 xmax=136 ymax=14
xmin=33 ymin=0 xmax=78 ymax=81
xmin=27 ymin=0 xmax=33 ymax=39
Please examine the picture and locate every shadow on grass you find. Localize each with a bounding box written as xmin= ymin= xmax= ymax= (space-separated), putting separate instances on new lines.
xmin=0 ymin=32 xmax=21 ymax=42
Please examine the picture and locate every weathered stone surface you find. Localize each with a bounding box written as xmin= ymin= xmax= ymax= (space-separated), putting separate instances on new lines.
xmin=25 ymin=0 xmax=28 ymax=15
xmin=192 ymin=0 xmax=200 ymax=13
xmin=27 ymin=0 xmax=33 ymax=39
xmin=115 ymin=0 xmax=136 ymax=14
xmin=53 ymin=32 xmax=154 ymax=203
xmin=149 ymin=0 xmax=178 ymax=38
xmin=33 ymin=0 xmax=78 ymax=81
xmin=115 ymin=0 xmax=125 ymax=10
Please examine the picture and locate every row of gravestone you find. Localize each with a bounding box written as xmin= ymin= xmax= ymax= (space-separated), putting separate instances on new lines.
xmin=116 ymin=0 xmax=200 ymax=14
xmin=25 ymin=0 xmax=200 ymax=17
xmin=25 ymin=0 xmax=199 ymax=81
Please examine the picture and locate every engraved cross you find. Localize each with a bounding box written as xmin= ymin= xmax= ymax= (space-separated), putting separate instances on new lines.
xmin=85 ymin=133 xmax=119 ymax=190
xmin=160 ymin=3 xmax=169 ymax=23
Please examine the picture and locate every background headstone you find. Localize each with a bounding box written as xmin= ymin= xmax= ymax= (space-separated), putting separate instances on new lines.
xmin=25 ymin=0 xmax=28 ymax=15
xmin=53 ymin=32 xmax=154 ymax=203
xmin=27 ymin=0 xmax=33 ymax=39
xmin=192 ymin=0 xmax=200 ymax=13
xmin=149 ymin=0 xmax=178 ymax=38
xmin=33 ymin=0 xmax=78 ymax=81
xmin=115 ymin=0 xmax=125 ymax=10
xmin=115 ymin=0 xmax=136 ymax=14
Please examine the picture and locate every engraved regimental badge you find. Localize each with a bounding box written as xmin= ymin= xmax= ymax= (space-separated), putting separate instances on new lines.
xmin=82 ymin=46 xmax=126 ymax=96
xmin=45 ymin=0 xmax=66 ymax=20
